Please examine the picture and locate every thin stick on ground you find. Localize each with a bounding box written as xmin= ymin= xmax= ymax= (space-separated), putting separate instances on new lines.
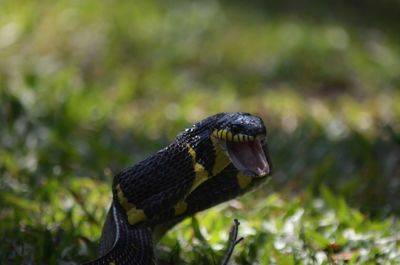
xmin=221 ymin=219 xmax=244 ymax=265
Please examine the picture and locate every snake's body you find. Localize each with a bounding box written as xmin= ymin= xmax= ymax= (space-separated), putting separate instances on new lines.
xmin=83 ymin=112 xmax=271 ymax=265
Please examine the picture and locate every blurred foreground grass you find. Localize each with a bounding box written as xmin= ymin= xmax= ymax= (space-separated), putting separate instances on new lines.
xmin=1 ymin=0 xmax=399 ymax=264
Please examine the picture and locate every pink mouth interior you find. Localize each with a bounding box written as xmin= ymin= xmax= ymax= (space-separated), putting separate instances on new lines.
xmin=226 ymin=139 xmax=270 ymax=177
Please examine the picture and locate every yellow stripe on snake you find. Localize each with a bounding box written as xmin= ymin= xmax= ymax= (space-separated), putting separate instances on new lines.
xmin=82 ymin=112 xmax=272 ymax=265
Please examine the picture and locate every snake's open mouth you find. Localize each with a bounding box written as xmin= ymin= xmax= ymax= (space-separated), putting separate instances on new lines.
xmin=226 ymin=137 xmax=270 ymax=177
xmin=212 ymin=130 xmax=270 ymax=177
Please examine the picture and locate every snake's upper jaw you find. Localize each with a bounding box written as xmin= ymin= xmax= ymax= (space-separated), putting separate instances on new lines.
xmin=226 ymin=137 xmax=270 ymax=177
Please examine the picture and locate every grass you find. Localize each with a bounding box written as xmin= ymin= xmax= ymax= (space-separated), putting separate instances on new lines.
xmin=160 ymin=189 xmax=400 ymax=264
xmin=1 ymin=0 xmax=399 ymax=264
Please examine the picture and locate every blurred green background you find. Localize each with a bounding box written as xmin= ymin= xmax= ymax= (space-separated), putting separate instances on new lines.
xmin=1 ymin=0 xmax=399 ymax=264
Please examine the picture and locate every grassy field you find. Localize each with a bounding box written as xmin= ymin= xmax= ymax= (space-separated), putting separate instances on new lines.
xmin=1 ymin=0 xmax=399 ymax=264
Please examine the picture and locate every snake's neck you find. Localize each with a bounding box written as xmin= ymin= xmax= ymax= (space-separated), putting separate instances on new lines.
xmin=112 ymin=135 xmax=232 ymax=225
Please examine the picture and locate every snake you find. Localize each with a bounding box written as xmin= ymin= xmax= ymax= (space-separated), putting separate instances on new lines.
xmin=82 ymin=112 xmax=272 ymax=265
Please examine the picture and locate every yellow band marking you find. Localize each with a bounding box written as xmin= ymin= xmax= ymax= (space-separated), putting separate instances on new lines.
xmin=116 ymin=184 xmax=136 ymax=211
xmin=210 ymin=137 xmax=231 ymax=176
xmin=213 ymin=130 xmax=255 ymax=143
xmin=187 ymin=144 xmax=209 ymax=193
xmin=109 ymin=262 xmax=116 ymax=265
xmin=174 ymin=144 xmax=208 ymax=218
xmin=226 ymin=131 xmax=233 ymax=141
xmin=116 ymin=184 xmax=147 ymax=225
xmin=221 ymin=129 xmax=227 ymax=140
xmin=212 ymin=130 xmax=219 ymax=138
xmin=127 ymin=208 xmax=146 ymax=225
xmin=174 ymin=201 xmax=188 ymax=216
xmin=237 ymin=172 xmax=252 ymax=189
xmin=236 ymin=134 xmax=241 ymax=142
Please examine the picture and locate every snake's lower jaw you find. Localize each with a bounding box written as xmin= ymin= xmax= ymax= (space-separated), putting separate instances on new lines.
xmin=246 ymin=164 xmax=270 ymax=178
xmin=225 ymin=138 xmax=270 ymax=178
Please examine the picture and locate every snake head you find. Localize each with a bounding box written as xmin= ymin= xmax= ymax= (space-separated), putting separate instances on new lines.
xmin=211 ymin=112 xmax=270 ymax=177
